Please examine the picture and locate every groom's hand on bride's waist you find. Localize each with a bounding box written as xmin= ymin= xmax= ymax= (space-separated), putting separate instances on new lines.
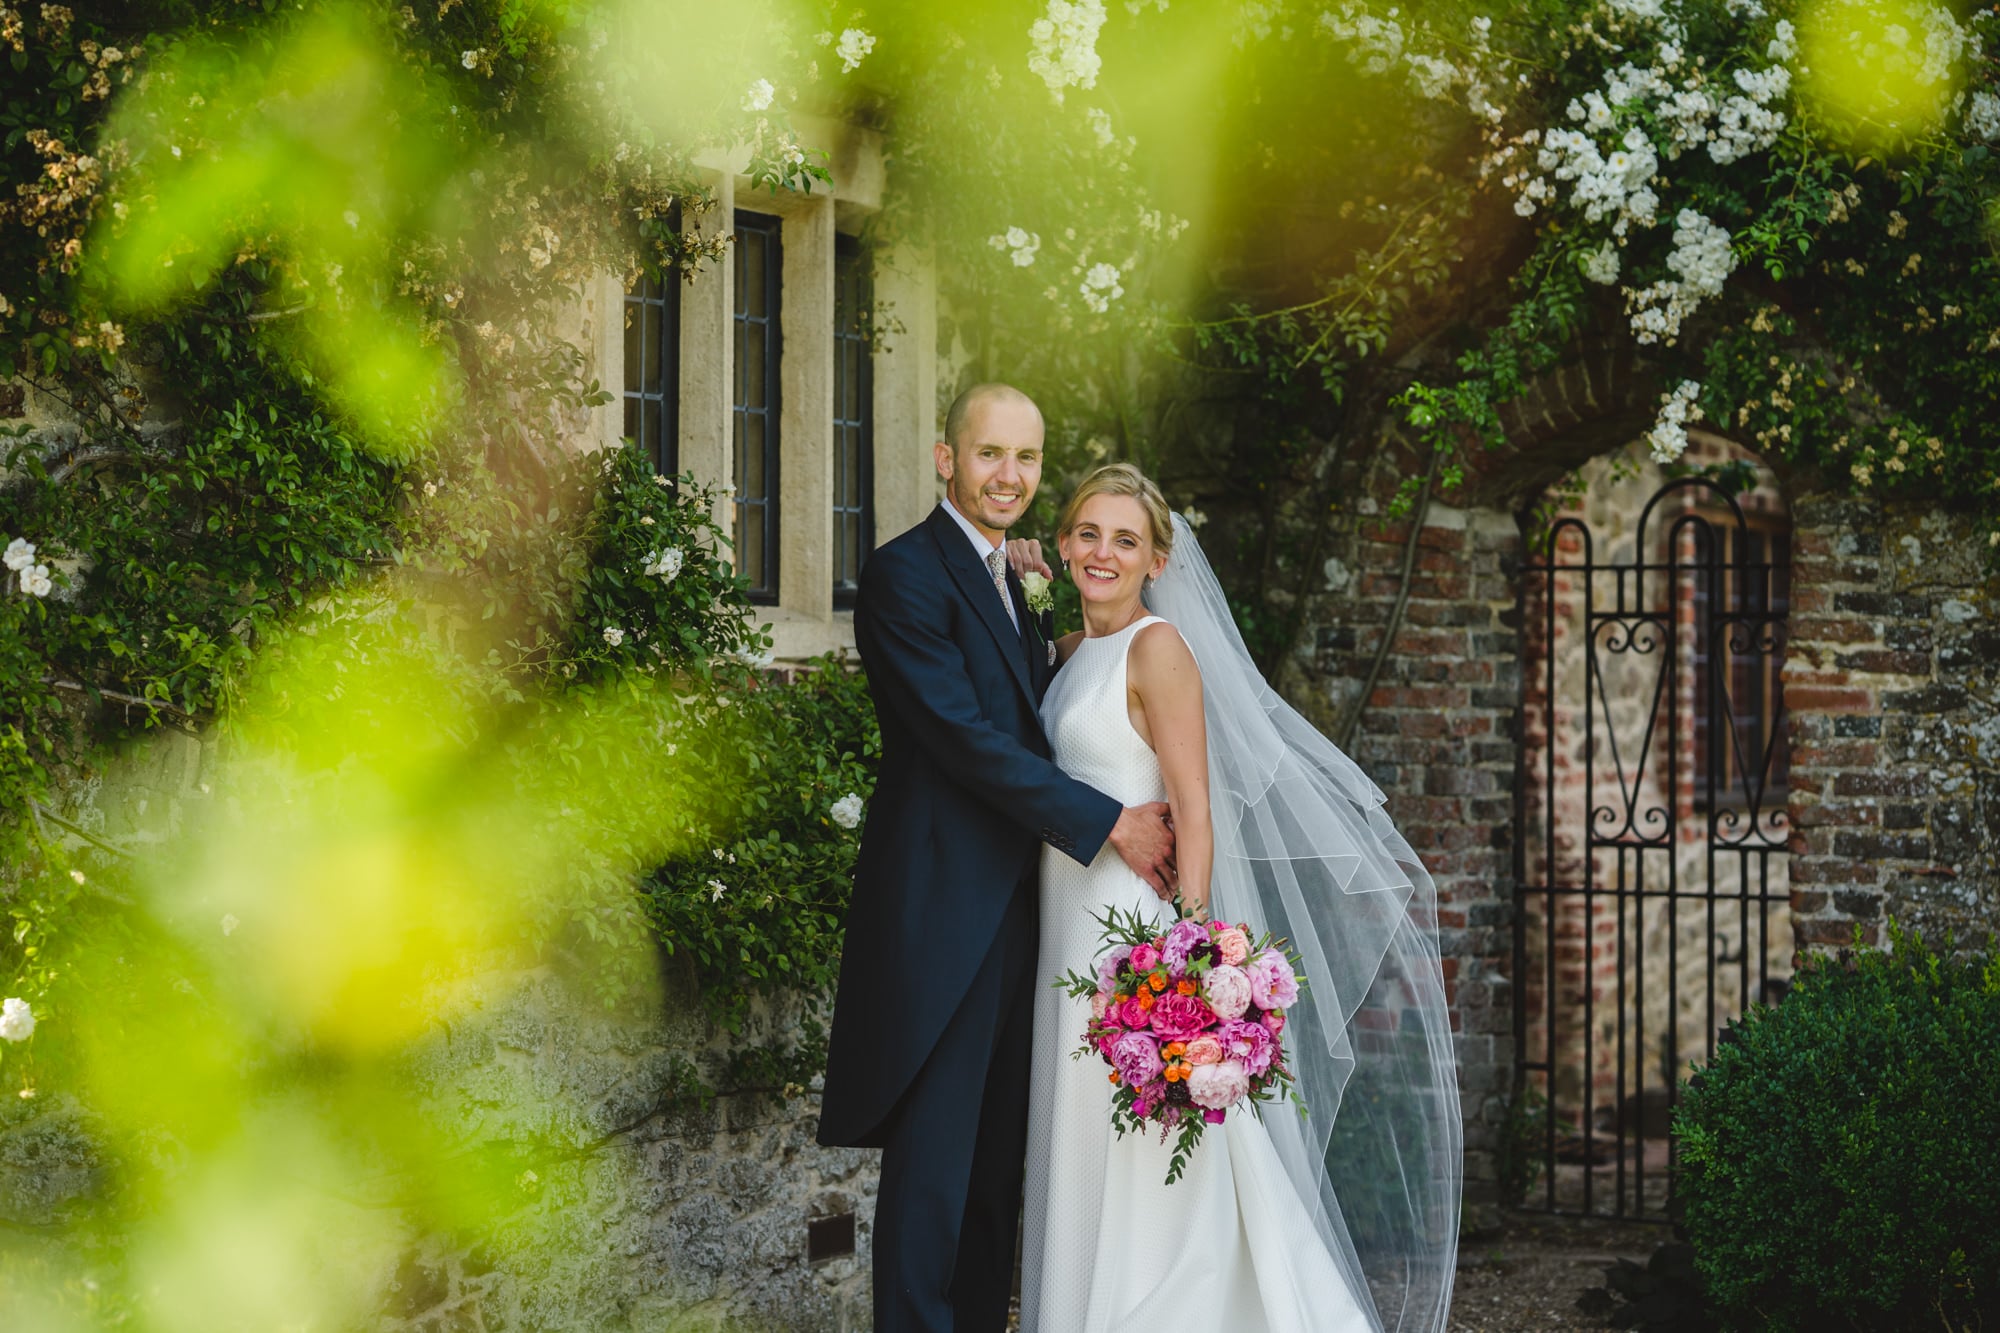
xmin=1108 ymin=801 xmax=1178 ymax=901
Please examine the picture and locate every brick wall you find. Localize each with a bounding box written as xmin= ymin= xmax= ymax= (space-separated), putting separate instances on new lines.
xmin=1304 ymin=498 xmax=1524 ymax=1233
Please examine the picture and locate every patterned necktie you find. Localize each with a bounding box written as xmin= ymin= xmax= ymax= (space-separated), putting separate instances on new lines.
xmin=986 ymin=549 xmax=1020 ymax=632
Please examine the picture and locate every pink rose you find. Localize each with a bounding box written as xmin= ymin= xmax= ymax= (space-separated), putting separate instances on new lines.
xmin=1090 ymin=992 xmax=1110 ymax=1022
xmin=1262 ymin=1009 xmax=1286 ymax=1037
xmin=1186 ymin=1059 xmax=1249 ymax=1111
xmin=1131 ymin=943 xmax=1161 ymax=972
xmin=1247 ymin=949 xmax=1300 ymax=1011
xmin=1096 ymin=945 xmax=1133 ymax=993
xmin=1160 ymin=918 xmax=1208 ymax=976
xmin=1182 ymin=1034 xmax=1224 ymax=1066
xmin=1214 ymin=926 xmax=1251 ymax=968
xmin=1109 ymin=1030 xmax=1164 ymax=1088
xmin=1115 ymin=996 xmax=1151 ymax=1030
xmin=1148 ymin=991 xmax=1218 ymax=1042
xmin=1219 ymin=1018 xmax=1277 ymax=1077
xmin=1201 ymin=964 xmax=1252 ymax=1021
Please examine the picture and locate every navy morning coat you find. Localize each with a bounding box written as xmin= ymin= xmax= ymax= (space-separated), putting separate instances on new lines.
xmin=816 ymin=505 xmax=1122 ymax=1148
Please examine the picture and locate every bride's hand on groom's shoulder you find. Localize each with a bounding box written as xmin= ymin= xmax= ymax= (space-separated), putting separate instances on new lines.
xmin=1005 ymin=537 xmax=1053 ymax=581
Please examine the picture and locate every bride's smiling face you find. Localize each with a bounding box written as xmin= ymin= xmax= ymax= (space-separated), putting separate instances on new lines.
xmin=1060 ymin=494 xmax=1167 ymax=610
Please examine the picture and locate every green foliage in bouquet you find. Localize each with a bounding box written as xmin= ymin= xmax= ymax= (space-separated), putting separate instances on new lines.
xmin=1675 ymin=928 xmax=2000 ymax=1331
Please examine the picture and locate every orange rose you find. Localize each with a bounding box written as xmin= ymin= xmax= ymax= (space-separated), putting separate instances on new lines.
xmin=1164 ymin=1041 xmax=1186 ymax=1058
xmin=1149 ymin=973 xmax=1168 ymax=992
xmin=1137 ymin=989 xmax=1156 ymax=1011
xmin=1175 ymin=979 xmax=1196 ymax=996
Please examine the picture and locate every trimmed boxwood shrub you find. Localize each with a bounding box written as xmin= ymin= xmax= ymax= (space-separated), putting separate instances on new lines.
xmin=1675 ymin=928 xmax=2000 ymax=1332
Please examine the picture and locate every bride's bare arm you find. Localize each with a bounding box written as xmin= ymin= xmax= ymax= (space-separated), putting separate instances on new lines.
xmin=1129 ymin=621 xmax=1212 ymax=917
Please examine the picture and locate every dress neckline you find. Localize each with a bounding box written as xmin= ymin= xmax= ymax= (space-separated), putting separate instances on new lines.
xmin=1074 ymin=613 xmax=1161 ymax=647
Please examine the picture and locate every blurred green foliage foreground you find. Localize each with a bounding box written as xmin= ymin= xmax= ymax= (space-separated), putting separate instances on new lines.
xmin=7 ymin=0 xmax=2000 ymax=1324
xmin=0 ymin=1 xmax=878 ymax=1320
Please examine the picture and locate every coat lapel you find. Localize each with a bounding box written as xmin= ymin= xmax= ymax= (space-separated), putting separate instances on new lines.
xmin=926 ymin=507 xmax=1037 ymax=707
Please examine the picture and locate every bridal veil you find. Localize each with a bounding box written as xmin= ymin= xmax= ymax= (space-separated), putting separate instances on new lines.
xmin=1143 ymin=512 xmax=1461 ymax=1333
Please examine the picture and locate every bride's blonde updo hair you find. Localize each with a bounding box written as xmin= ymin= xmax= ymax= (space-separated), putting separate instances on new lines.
xmin=1056 ymin=462 xmax=1176 ymax=559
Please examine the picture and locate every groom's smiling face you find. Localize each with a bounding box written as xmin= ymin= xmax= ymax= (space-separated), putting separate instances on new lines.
xmin=935 ymin=395 xmax=1045 ymax=541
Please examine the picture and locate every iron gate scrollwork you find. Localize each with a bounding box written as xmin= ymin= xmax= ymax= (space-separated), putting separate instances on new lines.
xmin=1514 ymin=476 xmax=1792 ymax=1220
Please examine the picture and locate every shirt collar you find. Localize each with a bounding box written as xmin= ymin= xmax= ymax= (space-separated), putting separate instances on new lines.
xmin=939 ymin=496 xmax=1003 ymax=564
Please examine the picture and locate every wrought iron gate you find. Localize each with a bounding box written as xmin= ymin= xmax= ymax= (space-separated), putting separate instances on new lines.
xmin=1513 ymin=477 xmax=1792 ymax=1219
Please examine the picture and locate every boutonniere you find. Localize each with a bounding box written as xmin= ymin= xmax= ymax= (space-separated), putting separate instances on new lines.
xmin=1022 ymin=569 xmax=1055 ymax=616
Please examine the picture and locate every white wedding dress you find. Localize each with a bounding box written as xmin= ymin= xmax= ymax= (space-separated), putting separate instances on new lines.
xmin=1019 ymin=616 xmax=1374 ymax=1333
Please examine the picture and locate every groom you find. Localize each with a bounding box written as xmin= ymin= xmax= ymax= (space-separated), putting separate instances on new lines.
xmin=818 ymin=383 xmax=1177 ymax=1332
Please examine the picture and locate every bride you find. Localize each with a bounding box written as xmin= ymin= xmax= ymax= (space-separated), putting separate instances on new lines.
xmin=1016 ymin=464 xmax=1461 ymax=1332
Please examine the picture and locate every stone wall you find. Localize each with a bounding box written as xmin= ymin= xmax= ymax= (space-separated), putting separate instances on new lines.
xmin=1785 ymin=495 xmax=2000 ymax=950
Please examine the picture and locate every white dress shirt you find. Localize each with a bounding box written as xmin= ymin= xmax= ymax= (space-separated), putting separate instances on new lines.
xmin=940 ymin=497 xmax=1018 ymax=630
xmin=940 ymin=496 xmax=1004 ymax=562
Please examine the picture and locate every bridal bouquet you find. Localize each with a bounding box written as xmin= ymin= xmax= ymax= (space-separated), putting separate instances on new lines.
xmin=1057 ymin=906 xmax=1304 ymax=1183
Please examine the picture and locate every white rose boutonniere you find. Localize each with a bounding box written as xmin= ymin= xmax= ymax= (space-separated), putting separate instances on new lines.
xmin=1022 ymin=570 xmax=1054 ymax=616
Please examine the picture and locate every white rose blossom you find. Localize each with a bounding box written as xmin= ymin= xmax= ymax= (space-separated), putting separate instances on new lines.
xmin=642 ymin=547 xmax=685 ymax=582
xmin=989 ymin=227 xmax=1042 ymax=266
xmin=742 ymin=78 xmax=775 ymax=112
xmin=830 ymin=793 xmax=865 ymax=829
xmin=1028 ymin=0 xmax=1107 ymax=101
xmin=19 ymin=564 xmax=52 ymax=598
xmin=836 ymin=28 xmax=875 ymax=73
xmin=2 ymin=538 xmax=34 ymax=572
xmin=0 ymin=997 xmax=34 ymax=1043
xmin=1767 ymin=18 xmax=1796 ymax=60
xmin=1646 ymin=380 xmax=1705 ymax=463
xmin=1582 ymin=239 xmax=1622 ymax=285
xmin=602 ymin=626 xmax=626 ymax=647
xmin=1627 ymin=210 xmax=1736 ymax=345
xmin=1079 ymin=261 xmax=1125 ymax=313
xmin=1967 ymin=90 xmax=2000 ymax=140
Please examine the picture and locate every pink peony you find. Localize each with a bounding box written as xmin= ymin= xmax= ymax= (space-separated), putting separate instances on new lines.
xmin=1219 ymin=1018 xmax=1277 ymax=1077
xmin=1096 ymin=1033 xmax=1117 ymax=1060
xmin=1186 ymin=1059 xmax=1250 ymax=1111
xmin=1214 ymin=925 xmax=1251 ymax=967
xmin=1131 ymin=943 xmax=1161 ymax=972
xmin=1183 ymin=1034 xmax=1224 ymax=1066
xmin=1109 ymin=1030 xmax=1164 ymax=1088
xmin=1096 ymin=945 xmax=1133 ymax=993
xmin=1262 ymin=1008 xmax=1286 ymax=1037
xmin=1148 ymin=991 xmax=1218 ymax=1042
xmin=1203 ymin=1107 xmax=1227 ymax=1124
xmin=1160 ymin=918 xmax=1209 ymax=976
xmin=1201 ymin=964 xmax=1253 ymax=1021
xmin=1115 ymin=996 xmax=1151 ymax=1030
xmin=1247 ymin=949 xmax=1300 ymax=1011
xmin=1090 ymin=991 xmax=1110 ymax=1022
